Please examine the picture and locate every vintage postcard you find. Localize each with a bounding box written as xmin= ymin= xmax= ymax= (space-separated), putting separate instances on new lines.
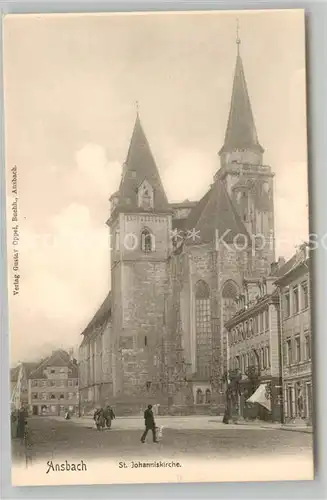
xmin=4 ymin=9 xmax=313 ymax=486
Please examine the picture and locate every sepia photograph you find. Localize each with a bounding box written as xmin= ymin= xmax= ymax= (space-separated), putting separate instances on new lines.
xmin=3 ymin=9 xmax=313 ymax=486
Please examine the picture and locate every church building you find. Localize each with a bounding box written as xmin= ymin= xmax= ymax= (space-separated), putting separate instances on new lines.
xmin=78 ymin=35 xmax=276 ymax=415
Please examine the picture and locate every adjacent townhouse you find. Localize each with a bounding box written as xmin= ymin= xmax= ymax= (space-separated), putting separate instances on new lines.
xmin=275 ymin=244 xmax=312 ymax=424
xmin=27 ymin=349 xmax=79 ymax=417
xmin=225 ymin=264 xmax=284 ymax=422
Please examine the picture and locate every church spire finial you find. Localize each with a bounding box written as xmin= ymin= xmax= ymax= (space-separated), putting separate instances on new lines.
xmin=218 ymin=23 xmax=264 ymax=156
xmin=236 ymin=18 xmax=241 ymax=51
xmin=135 ymin=100 xmax=139 ymax=116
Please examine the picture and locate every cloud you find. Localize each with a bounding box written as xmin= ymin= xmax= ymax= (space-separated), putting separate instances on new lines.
xmin=162 ymin=148 xmax=216 ymax=202
xmin=9 ymin=144 xmax=119 ymax=364
xmin=64 ymin=143 xmax=121 ymax=201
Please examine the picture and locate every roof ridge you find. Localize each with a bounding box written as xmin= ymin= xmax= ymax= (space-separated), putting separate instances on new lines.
xmin=81 ymin=291 xmax=112 ymax=337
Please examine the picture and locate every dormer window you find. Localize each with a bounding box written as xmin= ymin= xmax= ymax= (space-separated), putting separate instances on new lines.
xmin=138 ymin=179 xmax=154 ymax=210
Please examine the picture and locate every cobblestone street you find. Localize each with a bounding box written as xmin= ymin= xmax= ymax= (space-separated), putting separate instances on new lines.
xmin=12 ymin=416 xmax=313 ymax=465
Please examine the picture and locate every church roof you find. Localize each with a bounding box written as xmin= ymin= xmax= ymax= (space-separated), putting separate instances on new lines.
xmin=185 ymin=177 xmax=250 ymax=245
xmin=117 ymin=114 xmax=170 ymax=212
xmin=219 ymin=46 xmax=264 ymax=155
xmin=11 ymin=362 xmax=39 ymax=382
xmin=81 ymin=292 xmax=112 ymax=339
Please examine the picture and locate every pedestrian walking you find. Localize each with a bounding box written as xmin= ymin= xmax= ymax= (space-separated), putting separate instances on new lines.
xmin=141 ymin=404 xmax=158 ymax=443
xmin=94 ymin=408 xmax=105 ymax=430
xmin=104 ymin=405 xmax=115 ymax=429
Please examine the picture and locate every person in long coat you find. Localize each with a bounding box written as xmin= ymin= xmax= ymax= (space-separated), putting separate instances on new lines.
xmin=16 ymin=405 xmax=28 ymax=442
xmin=141 ymin=404 xmax=158 ymax=443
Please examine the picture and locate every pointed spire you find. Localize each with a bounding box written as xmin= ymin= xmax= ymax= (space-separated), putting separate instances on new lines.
xmin=236 ymin=18 xmax=241 ymax=52
xmin=219 ymin=27 xmax=264 ymax=156
xmin=118 ymin=111 xmax=169 ymax=211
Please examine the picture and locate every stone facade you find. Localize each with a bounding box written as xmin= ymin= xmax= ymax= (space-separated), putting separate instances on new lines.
xmin=79 ymin=39 xmax=283 ymax=415
xmin=78 ymin=294 xmax=113 ymax=413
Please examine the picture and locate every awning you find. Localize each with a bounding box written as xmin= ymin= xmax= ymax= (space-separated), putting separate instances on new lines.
xmin=246 ymin=384 xmax=271 ymax=412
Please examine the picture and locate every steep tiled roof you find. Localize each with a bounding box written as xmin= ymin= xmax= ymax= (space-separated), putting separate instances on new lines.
xmin=81 ymin=291 xmax=112 ymax=338
xmin=116 ymin=114 xmax=170 ymax=212
xmin=29 ymin=350 xmax=77 ymax=379
xmin=274 ymin=253 xmax=298 ymax=278
xmin=185 ymin=177 xmax=250 ymax=245
xmin=219 ymin=48 xmax=264 ymax=155
xmin=11 ymin=362 xmax=39 ymax=382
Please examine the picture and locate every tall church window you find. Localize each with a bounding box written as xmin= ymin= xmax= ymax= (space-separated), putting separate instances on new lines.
xmin=222 ymin=280 xmax=239 ymax=323
xmin=195 ymin=280 xmax=212 ymax=380
xmin=141 ymin=228 xmax=154 ymax=253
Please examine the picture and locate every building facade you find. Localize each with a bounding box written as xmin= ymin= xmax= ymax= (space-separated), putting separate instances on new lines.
xmin=11 ymin=362 xmax=38 ymax=410
xmin=225 ymin=272 xmax=283 ymax=421
xmin=27 ymin=349 xmax=79 ymax=417
xmin=78 ymin=294 xmax=113 ymax=413
xmin=79 ymin=36 xmax=278 ymax=415
xmin=275 ymin=244 xmax=312 ymax=424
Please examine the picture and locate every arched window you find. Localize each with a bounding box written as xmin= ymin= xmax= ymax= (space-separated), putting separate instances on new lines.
xmin=144 ymin=335 xmax=148 ymax=347
xmin=195 ymin=280 xmax=211 ymax=380
xmin=50 ymin=394 xmax=56 ymax=399
xmin=141 ymin=228 xmax=154 ymax=253
xmin=196 ymin=388 xmax=203 ymax=404
xmin=205 ymin=389 xmax=211 ymax=404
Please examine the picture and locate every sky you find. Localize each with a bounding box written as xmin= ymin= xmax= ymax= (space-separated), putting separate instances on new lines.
xmin=4 ymin=10 xmax=308 ymax=364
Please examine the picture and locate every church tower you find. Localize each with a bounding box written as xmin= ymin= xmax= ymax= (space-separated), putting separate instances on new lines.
xmin=216 ymin=27 xmax=275 ymax=274
xmin=107 ymin=109 xmax=173 ymax=409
